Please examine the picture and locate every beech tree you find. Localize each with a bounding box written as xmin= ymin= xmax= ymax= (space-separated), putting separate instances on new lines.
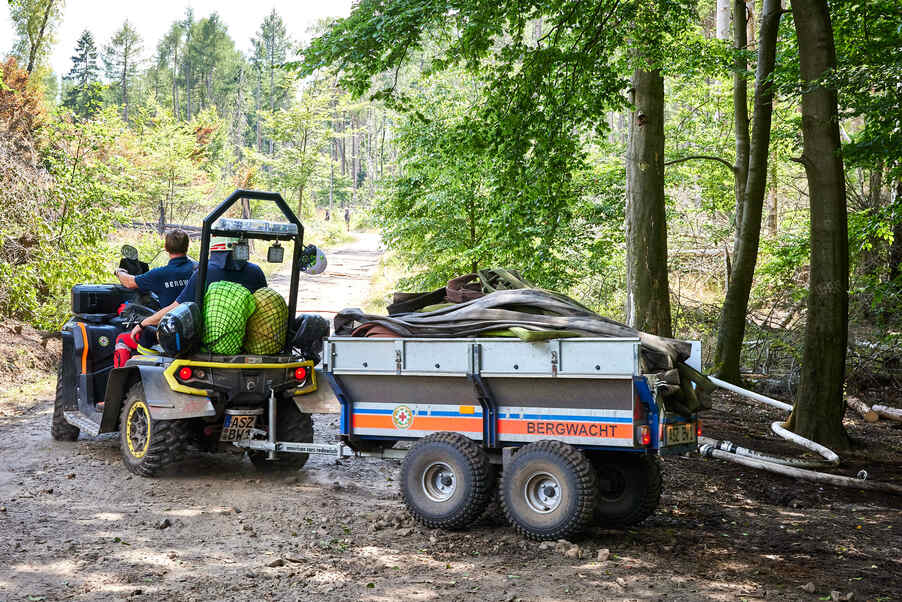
xmin=784 ymin=0 xmax=850 ymax=449
xmin=713 ymin=0 xmax=785 ymax=382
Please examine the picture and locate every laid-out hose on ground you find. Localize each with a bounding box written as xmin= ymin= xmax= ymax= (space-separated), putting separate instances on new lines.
xmin=701 ymin=377 xmax=900 ymax=495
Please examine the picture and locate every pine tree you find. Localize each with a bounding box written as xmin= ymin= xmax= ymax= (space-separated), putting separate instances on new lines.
xmin=62 ymin=30 xmax=101 ymax=118
xmin=103 ymin=20 xmax=142 ymax=121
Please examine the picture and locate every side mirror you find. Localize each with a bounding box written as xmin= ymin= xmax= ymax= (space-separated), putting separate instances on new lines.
xmin=267 ymin=243 xmax=284 ymax=263
xmin=300 ymin=244 xmax=327 ymax=275
xmin=121 ymin=244 xmax=139 ymax=260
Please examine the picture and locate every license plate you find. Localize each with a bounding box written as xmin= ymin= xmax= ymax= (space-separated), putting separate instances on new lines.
xmin=220 ymin=414 xmax=258 ymax=442
xmin=666 ymin=422 xmax=696 ymax=446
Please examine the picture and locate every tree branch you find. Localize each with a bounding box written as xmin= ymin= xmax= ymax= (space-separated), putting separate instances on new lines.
xmin=664 ymin=155 xmax=736 ymax=173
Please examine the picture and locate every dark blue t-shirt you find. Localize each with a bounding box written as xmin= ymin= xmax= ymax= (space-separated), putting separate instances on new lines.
xmin=175 ymin=252 xmax=267 ymax=304
xmin=133 ymin=256 xmax=196 ymax=307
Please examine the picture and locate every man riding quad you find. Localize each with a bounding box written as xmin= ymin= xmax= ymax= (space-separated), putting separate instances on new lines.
xmin=114 ymin=229 xmax=195 ymax=308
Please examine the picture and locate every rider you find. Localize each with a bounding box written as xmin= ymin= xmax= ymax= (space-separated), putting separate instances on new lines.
xmin=130 ymin=235 xmax=266 ymax=344
xmin=114 ymin=229 xmax=195 ymax=307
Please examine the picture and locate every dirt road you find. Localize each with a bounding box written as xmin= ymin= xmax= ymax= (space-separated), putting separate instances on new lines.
xmin=1 ymin=232 xmax=900 ymax=601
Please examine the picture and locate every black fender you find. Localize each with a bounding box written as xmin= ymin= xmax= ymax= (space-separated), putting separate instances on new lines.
xmin=101 ymin=362 xmax=216 ymax=433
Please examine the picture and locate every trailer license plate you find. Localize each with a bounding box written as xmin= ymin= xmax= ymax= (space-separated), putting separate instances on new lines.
xmin=666 ymin=422 xmax=696 ymax=446
xmin=221 ymin=415 xmax=257 ymax=442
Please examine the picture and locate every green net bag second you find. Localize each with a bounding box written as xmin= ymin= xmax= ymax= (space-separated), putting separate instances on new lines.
xmin=244 ymin=287 xmax=288 ymax=355
xmin=203 ymin=281 xmax=256 ymax=355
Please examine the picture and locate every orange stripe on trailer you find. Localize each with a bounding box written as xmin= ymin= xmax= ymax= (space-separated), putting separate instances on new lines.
xmin=498 ymin=419 xmax=632 ymax=440
xmin=78 ymin=322 xmax=89 ymax=375
xmin=352 ymin=414 xmax=482 ymax=433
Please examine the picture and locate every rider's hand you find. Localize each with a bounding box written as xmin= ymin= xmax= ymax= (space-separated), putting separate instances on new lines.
xmin=131 ymin=322 xmax=143 ymax=342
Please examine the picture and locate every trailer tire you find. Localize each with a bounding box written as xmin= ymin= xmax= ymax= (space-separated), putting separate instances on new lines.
xmin=249 ymin=401 xmax=314 ymax=471
xmin=401 ymin=432 xmax=491 ymax=530
xmin=51 ymin=362 xmax=80 ymax=442
xmin=119 ymin=383 xmax=189 ymax=477
xmin=501 ymin=440 xmax=597 ymax=541
xmin=592 ymin=453 xmax=662 ymax=527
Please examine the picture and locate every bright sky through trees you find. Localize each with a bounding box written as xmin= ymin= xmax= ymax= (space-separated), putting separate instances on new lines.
xmin=0 ymin=0 xmax=352 ymax=76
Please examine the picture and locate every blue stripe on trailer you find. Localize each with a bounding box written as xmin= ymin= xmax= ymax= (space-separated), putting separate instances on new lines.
xmin=430 ymin=410 xmax=483 ymax=417
xmin=353 ymin=408 xmax=393 ymax=415
xmin=520 ymin=413 xmax=632 ymax=423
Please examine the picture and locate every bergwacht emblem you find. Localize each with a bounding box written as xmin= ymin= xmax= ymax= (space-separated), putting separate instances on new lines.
xmin=392 ymin=405 xmax=414 ymax=429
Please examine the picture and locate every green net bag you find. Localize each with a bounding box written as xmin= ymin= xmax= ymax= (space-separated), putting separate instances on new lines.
xmin=244 ymin=287 xmax=288 ymax=355
xmin=202 ymin=281 xmax=256 ymax=355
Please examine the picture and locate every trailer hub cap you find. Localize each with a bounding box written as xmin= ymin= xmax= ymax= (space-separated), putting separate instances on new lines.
xmin=524 ymin=472 xmax=561 ymax=513
xmin=422 ymin=462 xmax=456 ymax=502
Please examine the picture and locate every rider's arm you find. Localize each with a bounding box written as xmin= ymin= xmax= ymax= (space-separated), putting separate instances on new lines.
xmin=130 ymin=301 xmax=178 ymax=340
xmin=114 ymin=269 xmax=138 ymax=289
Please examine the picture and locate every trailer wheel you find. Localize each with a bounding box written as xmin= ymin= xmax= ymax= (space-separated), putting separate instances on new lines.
xmin=249 ymin=401 xmax=314 ymax=471
xmin=592 ymin=453 xmax=662 ymax=527
xmin=501 ymin=440 xmax=597 ymax=541
xmin=51 ymin=362 xmax=80 ymax=442
xmin=119 ymin=383 xmax=189 ymax=477
xmin=401 ymin=432 xmax=491 ymax=530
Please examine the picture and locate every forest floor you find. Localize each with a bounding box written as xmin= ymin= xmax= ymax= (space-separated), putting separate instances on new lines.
xmin=0 ymin=232 xmax=900 ymax=601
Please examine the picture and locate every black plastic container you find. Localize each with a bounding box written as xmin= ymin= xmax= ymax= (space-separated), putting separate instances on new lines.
xmin=71 ymin=284 xmax=134 ymax=316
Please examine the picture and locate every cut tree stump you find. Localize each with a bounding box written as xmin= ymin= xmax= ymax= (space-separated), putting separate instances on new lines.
xmin=847 ymin=398 xmax=879 ymax=422
xmin=872 ymin=405 xmax=902 ymax=422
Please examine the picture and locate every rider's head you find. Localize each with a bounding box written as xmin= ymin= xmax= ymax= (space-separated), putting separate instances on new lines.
xmin=165 ymin=229 xmax=190 ymax=257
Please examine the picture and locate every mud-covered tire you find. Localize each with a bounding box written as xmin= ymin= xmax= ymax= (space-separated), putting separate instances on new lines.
xmin=51 ymin=362 xmax=79 ymax=441
xmin=501 ymin=440 xmax=597 ymax=541
xmin=119 ymin=383 xmax=189 ymax=477
xmin=249 ymin=401 xmax=314 ymax=471
xmin=401 ymin=432 xmax=492 ymax=530
xmin=592 ymin=453 xmax=662 ymax=527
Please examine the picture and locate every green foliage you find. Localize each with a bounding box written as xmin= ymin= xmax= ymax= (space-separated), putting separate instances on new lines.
xmin=1 ymin=106 xmax=133 ymax=328
xmin=253 ymin=82 xmax=335 ymax=217
xmin=8 ymin=0 xmax=64 ymax=72
xmin=102 ymin=20 xmax=143 ymax=118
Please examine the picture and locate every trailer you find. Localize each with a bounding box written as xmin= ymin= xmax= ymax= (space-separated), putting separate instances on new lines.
xmin=233 ymin=335 xmax=699 ymax=541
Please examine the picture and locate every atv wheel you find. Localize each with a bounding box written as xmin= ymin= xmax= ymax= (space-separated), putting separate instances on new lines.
xmin=249 ymin=400 xmax=314 ymax=471
xmin=592 ymin=453 xmax=662 ymax=527
xmin=119 ymin=383 xmax=188 ymax=477
xmin=51 ymin=362 xmax=79 ymax=441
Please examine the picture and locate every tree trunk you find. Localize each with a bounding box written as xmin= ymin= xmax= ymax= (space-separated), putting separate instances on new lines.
xmin=766 ymin=159 xmax=778 ymax=235
xmin=26 ymin=0 xmax=55 ymax=74
xmin=713 ymin=0 xmax=782 ymax=383
xmin=785 ymin=0 xmax=850 ymax=450
xmin=889 ymin=180 xmax=902 ymax=284
xmin=732 ymin=0 xmax=750 ymax=243
xmin=625 ymin=69 xmax=671 ymax=337
xmin=716 ymin=0 xmax=731 ymax=40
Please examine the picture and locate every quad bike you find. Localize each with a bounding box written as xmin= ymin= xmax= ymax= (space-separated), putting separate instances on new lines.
xmin=52 ymin=190 xmax=326 ymax=477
